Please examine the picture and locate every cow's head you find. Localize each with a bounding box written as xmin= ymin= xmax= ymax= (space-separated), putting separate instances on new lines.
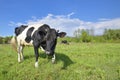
xmin=32 ymin=24 xmax=66 ymax=55
xmin=44 ymin=29 xmax=66 ymax=55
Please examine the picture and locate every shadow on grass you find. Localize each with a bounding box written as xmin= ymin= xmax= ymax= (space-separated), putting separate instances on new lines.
xmin=24 ymin=54 xmax=35 ymax=60
xmin=39 ymin=52 xmax=74 ymax=70
xmin=56 ymin=53 xmax=74 ymax=70
xmin=24 ymin=52 xmax=74 ymax=69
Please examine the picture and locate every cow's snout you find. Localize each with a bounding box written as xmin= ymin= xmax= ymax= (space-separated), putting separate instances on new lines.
xmin=45 ymin=50 xmax=51 ymax=55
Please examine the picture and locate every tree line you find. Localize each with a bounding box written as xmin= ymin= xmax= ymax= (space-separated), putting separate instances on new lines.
xmin=0 ymin=36 xmax=12 ymax=44
xmin=0 ymin=29 xmax=120 ymax=44
xmin=103 ymin=29 xmax=120 ymax=40
xmin=62 ymin=29 xmax=120 ymax=43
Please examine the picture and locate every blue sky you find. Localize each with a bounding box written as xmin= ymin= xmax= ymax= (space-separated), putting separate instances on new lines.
xmin=0 ymin=0 xmax=120 ymax=36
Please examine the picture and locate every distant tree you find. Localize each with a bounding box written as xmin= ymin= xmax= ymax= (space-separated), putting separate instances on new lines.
xmin=80 ymin=29 xmax=88 ymax=42
xmin=73 ymin=28 xmax=81 ymax=38
xmin=81 ymin=29 xmax=92 ymax=42
xmin=73 ymin=29 xmax=92 ymax=42
xmin=103 ymin=29 xmax=120 ymax=40
xmin=0 ymin=37 xmax=3 ymax=44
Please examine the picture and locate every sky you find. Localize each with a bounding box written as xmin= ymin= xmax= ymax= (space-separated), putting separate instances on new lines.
xmin=0 ymin=0 xmax=120 ymax=36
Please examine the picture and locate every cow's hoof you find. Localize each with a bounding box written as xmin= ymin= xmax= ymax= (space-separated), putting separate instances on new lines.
xmin=52 ymin=59 xmax=55 ymax=64
xmin=35 ymin=62 xmax=38 ymax=68
xmin=21 ymin=57 xmax=24 ymax=61
xmin=18 ymin=58 xmax=21 ymax=63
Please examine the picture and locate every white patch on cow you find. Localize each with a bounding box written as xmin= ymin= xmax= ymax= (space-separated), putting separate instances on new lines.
xmin=40 ymin=46 xmax=45 ymax=51
xmin=35 ymin=61 xmax=38 ymax=68
xmin=52 ymin=54 xmax=56 ymax=63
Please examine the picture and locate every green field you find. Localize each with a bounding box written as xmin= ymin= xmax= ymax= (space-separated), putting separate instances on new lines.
xmin=0 ymin=43 xmax=120 ymax=80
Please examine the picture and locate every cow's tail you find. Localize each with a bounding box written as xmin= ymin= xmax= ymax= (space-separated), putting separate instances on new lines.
xmin=11 ymin=36 xmax=17 ymax=52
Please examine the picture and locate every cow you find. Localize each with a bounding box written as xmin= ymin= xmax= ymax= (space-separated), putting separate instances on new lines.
xmin=11 ymin=24 xmax=66 ymax=67
xmin=61 ymin=40 xmax=69 ymax=45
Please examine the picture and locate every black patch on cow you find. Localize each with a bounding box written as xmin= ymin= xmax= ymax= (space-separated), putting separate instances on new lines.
xmin=25 ymin=27 xmax=34 ymax=43
xmin=38 ymin=24 xmax=50 ymax=33
xmin=15 ymin=25 xmax=28 ymax=36
xmin=32 ymin=24 xmax=50 ymax=42
xmin=40 ymin=41 xmax=46 ymax=50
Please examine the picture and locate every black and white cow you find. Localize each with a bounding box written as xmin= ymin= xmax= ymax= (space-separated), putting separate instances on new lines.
xmin=11 ymin=24 xmax=66 ymax=67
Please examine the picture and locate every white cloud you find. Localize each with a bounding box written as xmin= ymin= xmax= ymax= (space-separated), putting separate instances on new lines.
xmin=98 ymin=18 xmax=111 ymax=21
xmin=9 ymin=13 xmax=120 ymax=36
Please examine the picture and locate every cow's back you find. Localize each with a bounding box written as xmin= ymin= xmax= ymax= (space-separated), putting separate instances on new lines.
xmin=16 ymin=24 xmax=44 ymax=46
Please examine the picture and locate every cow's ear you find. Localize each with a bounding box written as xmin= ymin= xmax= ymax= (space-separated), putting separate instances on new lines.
xmin=57 ymin=32 xmax=66 ymax=38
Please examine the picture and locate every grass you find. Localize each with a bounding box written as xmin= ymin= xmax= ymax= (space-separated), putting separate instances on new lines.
xmin=0 ymin=43 xmax=120 ymax=80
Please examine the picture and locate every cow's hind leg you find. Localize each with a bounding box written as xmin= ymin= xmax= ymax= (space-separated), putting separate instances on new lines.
xmin=20 ymin=45 xmax=24 ymax=61
xmin=18 ymin=46 xmax=21 ymax=62
xmin=52 ymin=54 xmax=56 ymax=63
xmin=18 ymin=45 xmax=24 ymax=62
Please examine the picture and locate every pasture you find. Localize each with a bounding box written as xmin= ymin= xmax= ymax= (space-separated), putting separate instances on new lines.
xmin=0 ymin=43 xmax=120 ymax=80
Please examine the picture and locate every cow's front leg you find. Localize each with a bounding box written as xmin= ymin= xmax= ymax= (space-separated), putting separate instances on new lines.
xmin=52 ymin=54 xmax=56 ymax=63
xmin=34 ymin=46 xmax=39 ymax=68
